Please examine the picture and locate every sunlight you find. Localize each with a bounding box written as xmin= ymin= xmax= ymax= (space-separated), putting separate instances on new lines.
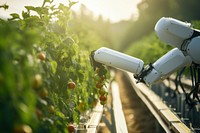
xmin=0 ymin=0 xmax=141 ymax=22
xmin=73 ymin=0 xmax=141 ymax=22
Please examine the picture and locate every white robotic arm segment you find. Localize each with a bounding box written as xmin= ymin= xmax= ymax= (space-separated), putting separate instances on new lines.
xmin=155 ymin=17 xmax=200 ymax=64
xmin=142 ymin=48 xmax=192 ymax=85
xmin=155 ymin=17 xmax=194 ymax=49
xmin=186 ymin=36 xmax=200 ymax=64
xmin=91 ymin=47 xmax=192 ymax=85
xmin=93 ymin=47 xmax=144 ymax=74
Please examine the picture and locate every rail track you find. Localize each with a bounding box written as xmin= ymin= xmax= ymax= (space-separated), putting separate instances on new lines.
xmin=78 ymin=70 xmax=200 ymax=133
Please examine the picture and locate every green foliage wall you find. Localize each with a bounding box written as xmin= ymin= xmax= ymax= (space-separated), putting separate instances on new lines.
xmin=125 ymin=33 xmax=172 ymax=65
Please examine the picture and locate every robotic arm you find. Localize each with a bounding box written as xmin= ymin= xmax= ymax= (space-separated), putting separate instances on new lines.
xmin=90 ymin=17 xmax=200 ymax=85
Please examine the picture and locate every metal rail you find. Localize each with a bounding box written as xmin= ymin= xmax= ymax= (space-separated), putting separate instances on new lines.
xmin=124 ymin=72 xmax=193 ymax=133
xmin=75 ymin=102 xmax=103 ymax=133
xmin=155 ymin=76 xmax=200 ymax=132
xmin=76 ymin=70 xmax=129 ymax=133
xmin=101 ymin=72 xmax=128 ymax=133
xmin=111 ymin=81 xmax=128 ymax=133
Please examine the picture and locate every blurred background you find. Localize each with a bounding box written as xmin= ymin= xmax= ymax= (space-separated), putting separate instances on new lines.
xmin=1 ymin=0 xmax=200 ymax=64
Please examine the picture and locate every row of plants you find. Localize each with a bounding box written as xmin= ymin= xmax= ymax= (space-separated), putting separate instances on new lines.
xmin=0 ymin=0 xmax=109 ymax=133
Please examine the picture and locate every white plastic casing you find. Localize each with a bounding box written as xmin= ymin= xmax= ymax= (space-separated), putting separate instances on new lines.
xmin=94 ymin=47 xmax=144 ymax=74
xmin=143 ymin=48 xmax=192 ymax=85
xmin=187 ymin=36 xmax=200 ymax=64
xmin=155 ymin=17 xmax=194 ymax=49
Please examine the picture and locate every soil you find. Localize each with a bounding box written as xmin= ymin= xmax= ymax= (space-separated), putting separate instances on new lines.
xmin=98 ymin=70 xmax=157 ymax=133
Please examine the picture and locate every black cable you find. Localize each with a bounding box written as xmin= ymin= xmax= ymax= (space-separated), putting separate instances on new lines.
xmin=185 ymin=64 xmax=200 ymax=107
xmin=175 ymin=71 xmax=180 ymax=94
xmin=186 ymin=87 xmax=196 ymax=106
xmin=191 ymin=66 xmax=196 ymax=100
xmin=194 ymin=65 xmax=200 ymax=103
xmin=185 ymin=66 xmax=196 ymax=107
xmin=190 ymin=66 xmax=195 ymax=89
xmin=178 ymin=67 xmax=186 ymax=94
xmin=174 ymin=67 xmax=186 ymax=94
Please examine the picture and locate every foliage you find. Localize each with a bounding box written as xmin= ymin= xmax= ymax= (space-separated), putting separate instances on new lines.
xmin=192 ymin=20 xmax=200 ymax=29
xmin=0 ymin=0 xmax=109 ymax=133
xmin=109 ymin=21 xmax=133 ymax=50
xmin=125 ymin=33 xmax=172 ymax=65
xmin=70 ymin=4 xmax=113 ymax=50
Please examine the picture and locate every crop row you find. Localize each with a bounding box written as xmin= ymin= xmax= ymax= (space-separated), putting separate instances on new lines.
xmin=0 ymin=0 xmax=109 ymax=133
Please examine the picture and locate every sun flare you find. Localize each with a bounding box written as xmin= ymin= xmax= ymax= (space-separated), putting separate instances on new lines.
xmin=0 ymin=0 xmax=141 ymax=22
xmin=73 ymin=0 xmax=141 ymax=22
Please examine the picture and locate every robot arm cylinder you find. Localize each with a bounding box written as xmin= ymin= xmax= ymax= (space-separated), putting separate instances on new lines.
xmin=93 ymin=47 xmax=144 ymax=74
xmin=90 ymin=47 xmax=192 ymax=85
xmin=142 ymin=48 xmax=192 ymax=85
xmin=155 ymin=17 xmax=194 ymax=49
xmin=90 ymin=17 xmax=199 ymax=86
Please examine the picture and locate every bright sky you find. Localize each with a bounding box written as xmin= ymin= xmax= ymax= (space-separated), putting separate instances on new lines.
xmin=0 ymin=0 xmax=141 ymax=22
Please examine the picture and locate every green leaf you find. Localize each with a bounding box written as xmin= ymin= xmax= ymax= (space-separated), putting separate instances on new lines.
xmin=22 ymin=11 xmax=30 ymax=19
xmin=34 ymin=7 xmax=48 ymax=15
xmin=0 ymin=4 xmax=9 ymax=10
xmin=55 ymin=111 xmax=65 ymax=119
xmin=9 ymin=13 xmax=20 ymax=20
xmin=50 ymin=60 xmax=57 ymax=74
xmin=25 ymin=6 xmax=35 ymax=11
xmin=69 ymin=1 xmax=78 ymax=8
